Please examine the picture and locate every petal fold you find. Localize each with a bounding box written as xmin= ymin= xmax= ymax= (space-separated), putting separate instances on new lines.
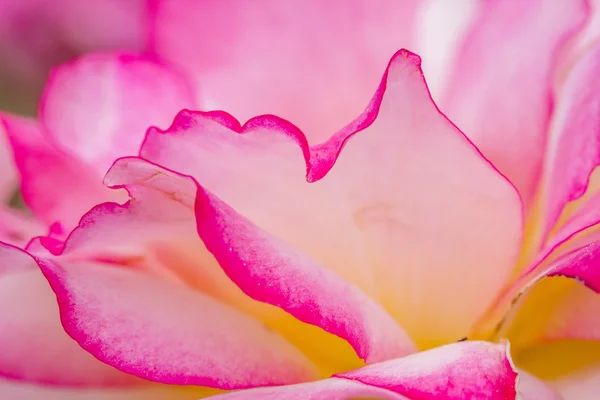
xmin=337 ymin=341 xmax=517 ymax=400
xmin=142 ymin=50 xmax=523 ymax=348
xmin=194 ymin=169 xmax=416 ymax=363
xmin=107 ymin=157 xmax=415 ymax=366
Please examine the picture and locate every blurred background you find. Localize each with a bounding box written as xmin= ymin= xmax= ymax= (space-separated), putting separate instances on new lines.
xmin=0 ymin=0 xmax=146 ymax=115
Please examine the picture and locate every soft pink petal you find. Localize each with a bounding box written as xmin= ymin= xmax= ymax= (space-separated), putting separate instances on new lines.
xmin=0 ymin=243 xmax=138 ymax=386
xmin=142 ymin=50 xmax=523 ymax=347
xmin=551 ymin=363 xmax=600 ymax=400
xmin=39 ymin=52 xmax=196 ymax=175
xmin=38 ymin=254 xmax=317 ymax=388
xmin=102 ymin=157 xmax=415 ymax=365
xmin=539 ymin=41 xmax=600 ymax=237
xmin=142 ymin=111 xmax=379 ymax=307
xmin=325 ymin=51 xmax=523 ymax=345
xmin=338 ymin=341 xmax=517 ymax=400
xmin=32 ymin=157 xmax=371 ymax=375
xmin=151 ymin=0 xmax=419 ymax=142
xmin=0 ymin=377 xmax=195 ymax=400
xmin=207 ymin=377 xmax=407 ymax=400
xmin=441 ymin=0 xmax=588 ymax=204
xmin=0 ymin=114 xmax=124 ymax=229
xmin=193 ymin=166 xmax=416 ymax=363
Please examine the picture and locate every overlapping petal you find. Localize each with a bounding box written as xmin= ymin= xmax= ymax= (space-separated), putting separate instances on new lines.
xmin=33 ymin=153 xmax=416 ymax=380
xmin=441 ymin=0 xmax=588 ymax=204
xmin=212 ymin=341 xmax=534 ymax=400
xmin=539 ymin=41 xmax=600 ymax=238
xmin=39 ymin=254 xmax=317 ymax=388
xmin=194 ymin=165 xmax=416 ymax=363
xmin=142 ymin=49 xmax=523 ymax=348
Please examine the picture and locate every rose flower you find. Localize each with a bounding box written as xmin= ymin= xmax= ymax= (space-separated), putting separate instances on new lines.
xmin=1 ymin=1 xmax=600 ymax=399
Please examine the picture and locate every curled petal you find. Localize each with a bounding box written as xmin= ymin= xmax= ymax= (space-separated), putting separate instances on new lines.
xmin=194 ymin=173 xmax=416 ymax=363
xmin=142 ymin=50 xmax=523 ymax=347
xmin=40 ymin=52 xmax=196 ymax=175
xmin=104 ymin=157 xmax=414 ymax=366
xmin=337 ymin=341 xmax=517 ymax=400
xmin=441 ymin=0 xmax=588 ymax=204
xmin=38 ymin=256 xmax=317 ymax=388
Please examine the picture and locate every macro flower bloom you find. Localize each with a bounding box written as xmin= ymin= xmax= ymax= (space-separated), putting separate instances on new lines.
xmin=1 ymin=0 xmax=600 ymax=399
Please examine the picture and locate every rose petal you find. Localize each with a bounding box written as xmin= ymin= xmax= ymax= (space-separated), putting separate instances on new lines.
xmin=206 ymin=377 xmax=407 ymax=400
xmin=142 ymin=110 xmax=380 ymax=309
xmin=539 ymin=41 xmax=600 ymax=238
xmin=151 ymin=0 xmax=419 ymax=142
xmin=38 ymin=255 xmax=318 ymax=388
xmin=0 ymin=243 xmax=138 ymax=386
xmin=194 ymin=169 xmax=416 ymax=363
xmin=441 ymin=0 xmax=587 ymax=204
xmin=39 ymin=52 xmax=196 ymax=175
xmin=1 ymin=114 xmax=123 ymax=229
xmin=326 ymin=51 xmax=522 ymax=346
xmin=102 ymin=157 xmax=415 ymax=369
xmin=142 ymin=50 xmax=523 ymax=347
xmin=337 ymin=341 xmax=517 ymax=400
